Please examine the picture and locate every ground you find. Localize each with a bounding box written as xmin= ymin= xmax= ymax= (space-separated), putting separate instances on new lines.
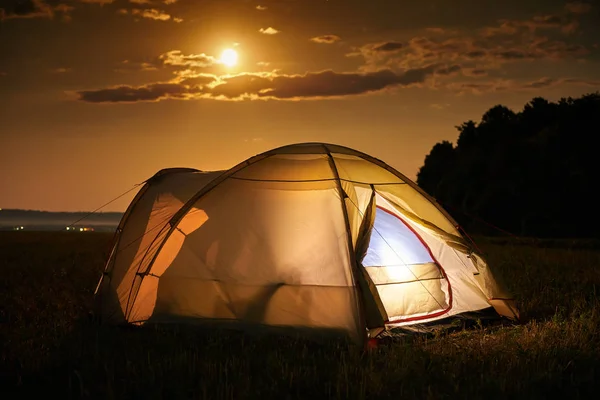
xmin=1 ymin=232 xmax=599 ymax=399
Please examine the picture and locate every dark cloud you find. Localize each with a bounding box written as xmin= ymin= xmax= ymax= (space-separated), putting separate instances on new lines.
xmin=465 ymin=50 xmax=487 ymax=59
xmin=351 ymin=7 xmax=591 ymax=75
xmin=0 ymin=0 xmax=53 ymax=19
xmin=76 ymin=66 xmax=441 ymax=103
xmin=0 ymin=0 xmax=114 ymax=20
xmin=563 ymin=77 xmax=600 ymax=86
xmin=0 ymin=1 xmax=181 ymax=22
xmin=372 ymin=42 xmax=404 ymax=52
xmin=309 ymin=35 xmax=341 ymax=44
xmin=214 ymin=67 xmax=435 ymax=99
xmin=520 ymin=77 xmax=558 ymax=89
xmin=449 ymin=76 xmax=600 ymax=94
xmin=491 ymin=14 xmax=576 ymax=35
xmin=493 ymin=50 xmax=532 ymax=60
xmin=435 ymin=64 xmax=461 ymax=75
xmin=114 ymin=59 xmax=159 ymax=73
xmin=463 ymin=68 xmax=487 ymax=77
xmin=77 ymin=82 xmax=204 ymax=103
xmin=565 ymin=1 xmax=592 ymax=14
xmin=176 ymin=75 xmax=216 ymax=87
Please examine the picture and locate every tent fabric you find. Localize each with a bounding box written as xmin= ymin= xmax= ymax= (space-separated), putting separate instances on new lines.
xmin=95 ymin=143 xmax=518 ymax=344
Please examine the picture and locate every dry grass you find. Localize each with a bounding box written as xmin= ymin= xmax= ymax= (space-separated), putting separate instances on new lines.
xmin=1 ymin=232 xmax=599 ymax=399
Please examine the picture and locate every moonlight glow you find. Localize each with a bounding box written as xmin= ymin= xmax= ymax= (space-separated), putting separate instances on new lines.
xmin=220 ymin=49 xmax=238 ymax=67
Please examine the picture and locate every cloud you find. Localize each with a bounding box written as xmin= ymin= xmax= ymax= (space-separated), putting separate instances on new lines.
xmin=113 ymin=50 xmax=219 ymax=74
xmin=448 ymin=76 xmax=600 ymax=94
xmin=519 ymin=77 xmax=559 ymax=89
xmin=77 ymin=83 xmax=203 ymax=103
xmin=563 ymin=77 xmax=600 ymax=86
xmin=478 ymin=5 xmax=591 ymax=38
xmin=159 ymin=50 xmax=216 ymax=68
xmin=0 ymin=0 xmax=58 ymax=20
xmin=114 ymin=59 xmax=159 ymax=73
xmin=434 ymin=64 xmax=462 ymax=76
xmin=0 ymin=0 xmax=124 ymax=20
xmin=131 ymin=8 xmax=172 ymax=21
xmin=372 ymin=42 xmax=404 ymax=52
xmin=259 ymin=27 xmax=279 ymax=35
xmin=118 ymin=7 xmax=182 ymax=21
xmin=483 ymin=14 xmax=580 ymax=35
xmin=463 ymin=68 xmax=487 ymax=77
xmin=350 ymin=7 xmax=591 ymax=75
xmin=256 ymin=5 xmax=267 ymax=11
xmin=565 ymin=1 xmax=592 ymax=14
xmin=76 ymin=65 xmax=442 ymax=103
xmin=310 ymin=35 xmax=341 ymax=44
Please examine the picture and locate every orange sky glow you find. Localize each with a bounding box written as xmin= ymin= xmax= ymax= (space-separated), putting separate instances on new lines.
xmin=1 ymin=0 xmax=599 ymax=211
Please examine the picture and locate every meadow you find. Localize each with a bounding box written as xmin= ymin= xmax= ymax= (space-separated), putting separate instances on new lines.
xmin=1 ymin=231 xmax=599 ymax=399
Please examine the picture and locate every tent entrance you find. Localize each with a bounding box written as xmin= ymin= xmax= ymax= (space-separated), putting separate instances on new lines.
xmin=362 ymin=202 xmax=451 ymax=323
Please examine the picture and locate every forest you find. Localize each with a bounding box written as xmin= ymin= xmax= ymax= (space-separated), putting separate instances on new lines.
xmin=417 ymin=92 xmax=600 ymax=238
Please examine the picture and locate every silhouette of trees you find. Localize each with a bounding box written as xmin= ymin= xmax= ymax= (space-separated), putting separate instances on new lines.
xmin=417 ymin=92 xmax=600 ymax=238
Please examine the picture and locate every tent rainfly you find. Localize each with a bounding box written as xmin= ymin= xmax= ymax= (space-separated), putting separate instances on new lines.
xmin=94 ymin=143 xmax=518 ymax=344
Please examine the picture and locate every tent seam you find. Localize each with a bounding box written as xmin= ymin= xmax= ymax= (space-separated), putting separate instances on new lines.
xmin=323 ymin=144 xmax=371 ymax=345
xmin=123 ymin=155 xmax=272 ymax=321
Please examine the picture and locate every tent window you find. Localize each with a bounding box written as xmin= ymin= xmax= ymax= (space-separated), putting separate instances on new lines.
xmin=362 ymin=206 xmax=449 ymax=321
xmin=363 ymin=207 xmax=434 ymax=268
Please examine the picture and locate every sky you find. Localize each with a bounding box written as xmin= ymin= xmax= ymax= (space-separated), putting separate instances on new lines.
xmin=1 ymin=0 xmax=599 ymax=212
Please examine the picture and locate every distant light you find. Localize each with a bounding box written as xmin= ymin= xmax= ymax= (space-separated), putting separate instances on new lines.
xmin=80 ymin=228 xmax=83 ymax=231
xmin=220 ymin=49 xmax=238 ymax=67
xmin=66 ymin=227 xmax=70 ymax=230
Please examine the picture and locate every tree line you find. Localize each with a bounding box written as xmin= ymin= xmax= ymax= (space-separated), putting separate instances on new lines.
xmin=417 ymin=92 xmax=600 ymax=238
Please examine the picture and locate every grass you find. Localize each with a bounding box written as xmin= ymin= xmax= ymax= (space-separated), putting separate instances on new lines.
xmin=1 ymin=231 xmax=599 ymax=399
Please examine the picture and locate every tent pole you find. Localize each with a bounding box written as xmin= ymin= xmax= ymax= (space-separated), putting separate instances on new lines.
xmin=323 ymin=145 xmax=374 ymax=349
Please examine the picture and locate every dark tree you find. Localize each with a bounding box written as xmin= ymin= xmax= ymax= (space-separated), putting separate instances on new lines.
xmin=417 ymin=92 xmax=600 ymax=238
xmin=416 ymin=140 xmax=455 ymax=198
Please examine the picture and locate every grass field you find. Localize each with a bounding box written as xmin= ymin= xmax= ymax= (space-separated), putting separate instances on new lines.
xmin=1 ymin=232 xmax=599 ymax=399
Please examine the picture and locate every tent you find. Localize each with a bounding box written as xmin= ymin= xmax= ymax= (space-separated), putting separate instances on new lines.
xmin=94 ymin=143 xmax=518 ymax=344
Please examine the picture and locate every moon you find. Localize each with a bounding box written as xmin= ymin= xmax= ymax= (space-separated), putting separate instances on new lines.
xmin=220 ymin=49 xmax=238 ymax=67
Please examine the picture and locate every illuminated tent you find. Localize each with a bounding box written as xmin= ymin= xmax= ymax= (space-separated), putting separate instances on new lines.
xmin=94 ymin=143 xmax=518 ymax=344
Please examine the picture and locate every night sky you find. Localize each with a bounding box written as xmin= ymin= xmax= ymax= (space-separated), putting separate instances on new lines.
xmin=1 ymin=0 xmax=599 ymax=211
